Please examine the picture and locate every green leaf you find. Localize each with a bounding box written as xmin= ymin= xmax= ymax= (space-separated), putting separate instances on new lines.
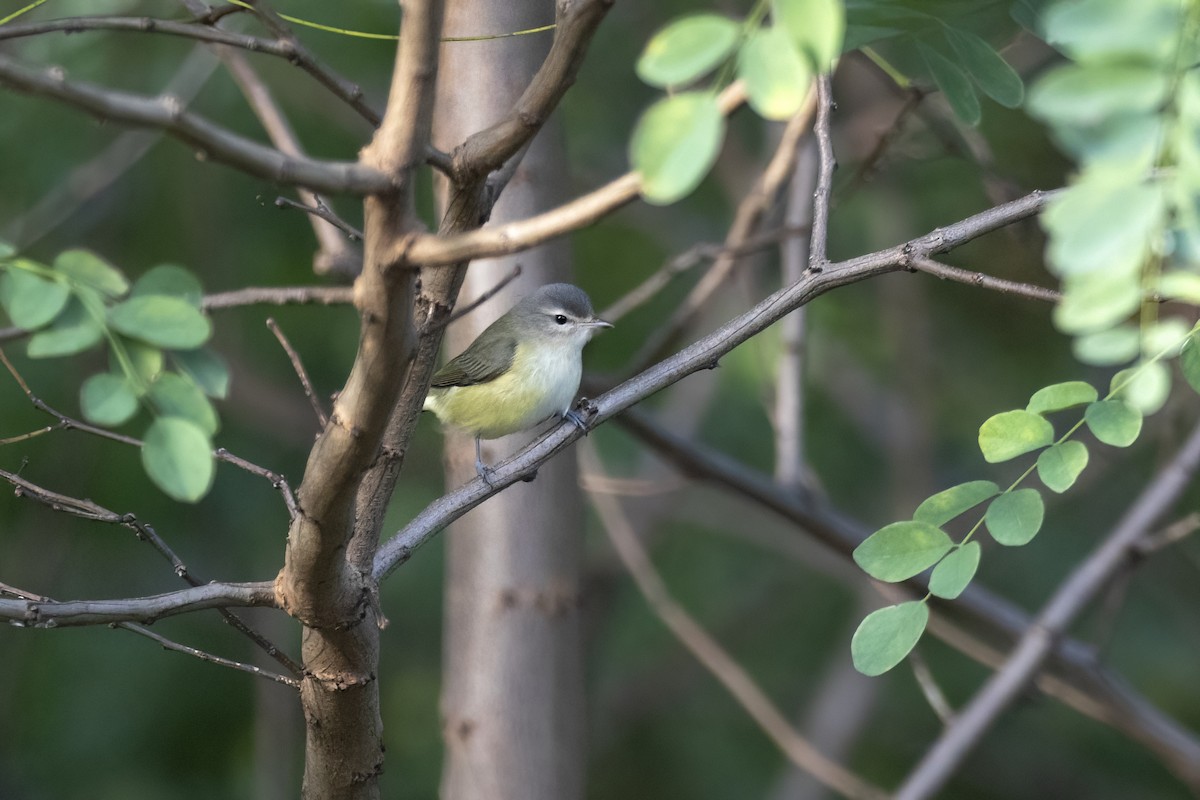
xmin=738 ymin=26 xmax=813 ymax=120
xmin=0 ymin=265 xmax=71 ymax=329
xmin=631 ymin=93 xmax=726 ymax=205
xmin=1041 ymin=177 xmax=1166 ymax=277
xmin=1053 ymin=271 xmax=1142 ymax=334
xmin=115 ymin=338 xmax=165 ymax=385
xmin=1027 ymin=381 xmax=1098 ymax=415
xmin=108 ymin=295 xmax=212 ymax=349
xmin=131 ymin=264 xmax=204 ymax=307
xmin=52 ymin=250 xmax=129 ymax=298
xmin=1181 ymin=332 xmax=1200 ymax=394
xmin=1142 ymin=318 xmax=1190 ymax=358
xmin=773 ymin=0 xmax=846 ymax=72
xmin=636 ymin=14 xmax=740 ymax=88
xmin=917 ymin=42 xmax=980 ymax=125
xmin=1037 ymin=441 xmax=1089 ymax=493
xmin=853 ymin=520 xmax=953 ymax=582
xmin=1028 ymin=62 xmax=1170 ymax=127
xmin=928 ymin=542 xmax=981 ymax=600
xmin=1111 ymin=362 xmax=1170 ymax=415
xmin=978 ymin=409 xmax=1054 ymax=463
xmin=80 ymin=373 xmax=139 ymax=427
xmin=26 ymin=296 xmax=104 ymax=358
xmin=1084 ymin=399 xmax=1142 ymax=446
xmin=913 ymin=480 xmax=999 ymax=527
xmin=174 ymin=348 xmax=230 ymax=399
xmin=851 ymin=601 xmax=928 ymax=676
xmin=1072 ymin=326 xmax=1139 ymax=366
xmin=942 ymin=26 xmax=1023 ymax=107
xmin=1042 ymin=0 xmax=1181 ymax=63
xmin=985 ymin=488 xmax=1044 ymax=546
xmin=147 ymin=373 xmax=219 ymax=436
xmin=0 ymin=240 xmax=15 ymax=260
xmin=141 ymin=417 xmax=215 ymax=502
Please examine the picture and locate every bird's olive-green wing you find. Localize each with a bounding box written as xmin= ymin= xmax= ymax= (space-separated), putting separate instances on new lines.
xmin=430 ymin=333 xmax=517 ymax=387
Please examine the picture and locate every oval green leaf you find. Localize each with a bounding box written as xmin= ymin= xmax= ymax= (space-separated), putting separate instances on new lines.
xmin=985 ymin=488 xmax=1045 ymax=546
xmin=141 ymin=417 xmax=215 ymax=502
xmin=1084 ymin=399 xmax=1142 ymax=447
xmin=1110 ymin=363 xmax=1170 ymax=415
xmin=80 ymin=373 xmax=139 ymax=427
xmin=631 ymin=92 xmax=725 ymax=205
xmin=1053 ymin=272 xmax=1143 ymax=334
xmin=636 ymin=14 xmax=739 ymax=88
xmin=918 ymin=42 xmax=980 ymax=125
xmin=851 ymin=600 xmax=929 ymax=676
xmin=853 ymin=520 xmax=953 ymax=582
xmin=147 ymin=373 xmax=219 ymax=435
xmin=738 ymin=26 xmax=813 ymax=120
xmin=0 ymin=265 xmax=71 ymax=330
xmin=773 ymin=0 xmax=846 ymax=72
xmin=942 ymin=26 xmax=1023 ymax=107
xmin=26 ymin=296 xmax=104 ymax=358
xmin=52 ymin=249 xmax=129 ymax=298
xmin=174 ymin=348 xmax=230 ymax=399
xmin=928 ymin=541 xmax=981 ymax=600
xmin=978 ymin=409 xmax=1055 ymax=463
xmin=108 ymin=295 xmax=212 ymax=349
xmin=132 ymin=264 xmax=204 ymax=307
xmin=913 ymin=480 xmax=999 ymax=527
xmin=1027 ymin=381 xmax=1098 ymax=415
xmin=1073 ymin=326 xmax=1139 ymax=366
xmin=1181 ymin=332 xmax=1200 ymax=395
xmin=1037 ymin=441 xmax=1088 ymax=493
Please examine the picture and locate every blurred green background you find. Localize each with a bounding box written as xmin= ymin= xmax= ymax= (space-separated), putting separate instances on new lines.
xmin=2 ymin=1 xmax=1199 ymax=798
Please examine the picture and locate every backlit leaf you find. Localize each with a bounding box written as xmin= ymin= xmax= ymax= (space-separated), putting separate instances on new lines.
xmin=631 ymin=93 xmax=725 ymax=205
xmin=928 ymin=542 xmax=981 ymax=599
xmin=636 ymin=14 xmax=739 ymax=88
xmin=913 ymin=480 xmax=998 ymax=527
xmin=978 ymin=409 xmax=1054 ymax=463
xmin=985 ymin=489 xmax=1044 ymax=546
xmin=141 ymin=417 xmax=215 ymax=502
xmin=1037 ymin=441 xmax=1089 ymax=493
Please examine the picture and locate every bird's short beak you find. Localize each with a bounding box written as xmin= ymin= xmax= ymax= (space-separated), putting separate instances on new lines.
xmin=588 ymin=317 xmax=613 ymax=330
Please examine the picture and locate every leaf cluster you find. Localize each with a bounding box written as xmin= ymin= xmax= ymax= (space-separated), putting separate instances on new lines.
xmin=629 ymin=0 xmax=843 ymax=204
xmin=0 ymin=244 xmax=227 ymax=502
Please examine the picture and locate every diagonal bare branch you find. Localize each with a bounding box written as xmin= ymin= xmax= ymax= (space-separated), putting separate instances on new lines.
xmin=0 ymin=53 xmax=393 ymax=195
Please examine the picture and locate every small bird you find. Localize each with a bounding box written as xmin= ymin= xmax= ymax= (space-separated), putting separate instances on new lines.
xmin=423 ymin=282 xmax=612 ymax=481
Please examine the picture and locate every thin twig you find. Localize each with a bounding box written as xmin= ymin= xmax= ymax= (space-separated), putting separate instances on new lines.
xmin=442 ymin=264 xmax=523 ymax=327
xmin=909 ymin=651 xmax=956 ymax=726
xmin=910 ymin=257 xmax=1061 ymax=303
xmin=274 ymin=196 xmax=363 ymax=241
xmin=0 ymin=467 xmax=304 ymax=676
xmin=202 ymin=285 xmax=355 ymax=309
xmin=774 ymin=138 xmax=817 ymax=490
xmin=0 ymin=581 xmax=277 ymax=626
xmin=894 ymin=421 xmax=1200 ymax=800
xmin=808 ymin=75 xmax=836 ymax=272
xmin=0 ymin=347 xmax=301 ymax=518
xmin=626 ymin=87 xmax=817 ymax=375
xmin=267 ymin=318 xmax=328 ymax=428
xmin=0 ymin=582 xmax=296 ymax=686
xmin=580 ymin=443 xmax=887 ymax=800
xmin=600 ymin=225 xmax=810 ymax=324
xmin=0 ymin=14 xmax=383 ymax=127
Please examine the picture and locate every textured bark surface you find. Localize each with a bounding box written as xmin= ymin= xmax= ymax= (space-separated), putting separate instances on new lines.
xmin=434 ymin=2 xmax=587 ymax=797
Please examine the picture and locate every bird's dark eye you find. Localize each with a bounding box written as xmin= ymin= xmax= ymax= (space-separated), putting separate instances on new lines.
xmin=554 ymin=314 xmax=568 ymax=325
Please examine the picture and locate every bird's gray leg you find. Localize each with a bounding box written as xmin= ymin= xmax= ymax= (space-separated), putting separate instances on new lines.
xmin=474 ymin=436 xmax=495 ymax=485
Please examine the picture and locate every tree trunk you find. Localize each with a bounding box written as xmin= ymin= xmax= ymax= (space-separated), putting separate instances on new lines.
xmin=433 ymin=3 xmax=587 ymax=798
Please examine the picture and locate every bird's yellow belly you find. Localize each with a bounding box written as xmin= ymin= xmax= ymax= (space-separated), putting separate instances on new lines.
xmin=424 ymin=342 xmax=581 ymax=439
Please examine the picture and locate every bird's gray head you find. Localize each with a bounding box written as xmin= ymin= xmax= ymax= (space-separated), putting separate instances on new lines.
xmin=509 ymin=283 xmax=612 ymax=347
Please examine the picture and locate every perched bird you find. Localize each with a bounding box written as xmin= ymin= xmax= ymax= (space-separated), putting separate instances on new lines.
xmin=423 ymin=282 xmax=612 ymax=480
